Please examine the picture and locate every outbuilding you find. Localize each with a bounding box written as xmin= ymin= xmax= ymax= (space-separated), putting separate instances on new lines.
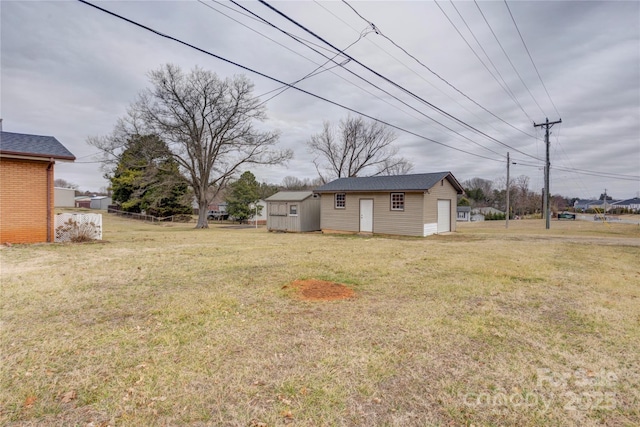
xmin=314 ymin=172 xmax=464 ymax=237
xmin=0 ymin=128 xmax=75 ymax=243
xmin=266 ymin=191 xmax=321 ymax=232
xmin=90 ymin=196 xmax=112 ymax=210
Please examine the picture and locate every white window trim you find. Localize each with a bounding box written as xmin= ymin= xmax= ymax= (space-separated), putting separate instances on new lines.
xmin=289 ymin=204 xmax=299 ymax=216
xmin=390 ymin=192 xmax=405 ymax=211
xmin=335 ymin=193 xmax=346 ymax=209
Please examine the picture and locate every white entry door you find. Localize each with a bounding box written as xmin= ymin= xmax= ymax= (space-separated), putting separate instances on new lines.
xmin=360 ymin=199 xmax=373 ymax=232
xmin=437 ymin=199 xmax=451 ymax=233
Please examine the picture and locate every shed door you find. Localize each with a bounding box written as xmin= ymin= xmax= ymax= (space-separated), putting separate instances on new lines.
xmin=360 ymin=199 xmax=373 ymax=233
xmin=437 ymin=199 xmax=451 ymax=233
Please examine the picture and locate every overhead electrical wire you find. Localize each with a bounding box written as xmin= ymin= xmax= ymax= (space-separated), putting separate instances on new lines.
xmin=80 ymin=0 xmax=629 ymax=185
xmin=504 ymin=0 xmax=561 ymax=118
xmin=75 ymin=0 xmax=504 ymax=164
xmin=434 ymin=0 xmax=533 ymax=124
xmin=473 ymin=0 xmax=546 ymax=117
xmin=218 ymin=0 xmax=497 ymax=156
xmin=198 ymin=1 xmax=427 ymax=120
xmin=227 ymin=0 xmax=507 ymax=158
xmin=339 ymin=0 xmax=542 ymax=142
xmin=255 ymin=0 xmax=542 ymax=161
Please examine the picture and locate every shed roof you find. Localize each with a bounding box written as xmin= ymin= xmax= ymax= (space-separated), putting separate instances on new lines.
xmin=265 ymin=191 xmax=315 ymax=202
xmin=0 ymin=131 xmax=75 ymax=160
xmin=314 ymin=172 xmax=464 ymax=194
xmin=457 ymin=206 xmax=471 ymax=212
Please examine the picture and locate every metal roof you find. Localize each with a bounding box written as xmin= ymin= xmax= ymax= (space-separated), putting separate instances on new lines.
xmin=0 ymin=131 xmax=75 ymax=160
xmin=265 ymin=191 xmax=315 ymax=202
xmin=314 ymin=172 xmax=463 ymax=194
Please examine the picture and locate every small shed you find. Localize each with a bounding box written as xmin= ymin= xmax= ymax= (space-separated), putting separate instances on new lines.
xmin=90 ymin=196 xmax=112 ymax=210
xmin=266 ymin=191 xmax=321 ymax=232
xmin=75 ymin=196 xmax=91 ymax=209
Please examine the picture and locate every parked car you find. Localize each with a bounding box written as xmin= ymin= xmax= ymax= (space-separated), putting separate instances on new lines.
xmin=558 ymin=211 xmax=576 ymax=220
xmin=207 ymin=210 xmax=229 ymax=220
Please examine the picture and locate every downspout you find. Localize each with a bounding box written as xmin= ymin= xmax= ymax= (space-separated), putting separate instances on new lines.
xmin=47 ymin=158 xmax=54 ymax=242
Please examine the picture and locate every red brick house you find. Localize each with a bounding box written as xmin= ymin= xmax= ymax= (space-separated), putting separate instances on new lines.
xmin=0 ymin=130 xmax=75 ymax=243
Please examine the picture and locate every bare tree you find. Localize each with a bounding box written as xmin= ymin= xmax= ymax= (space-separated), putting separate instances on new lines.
xmin=53 ymin=179 xmax=79 ymax=190
xmin=90 ymin=64 xmax=291 ymax=228
xmin=308 ymin=115 xmax=412 ymax=181
xmin=280 ymin=176 xmax=324 ymax=191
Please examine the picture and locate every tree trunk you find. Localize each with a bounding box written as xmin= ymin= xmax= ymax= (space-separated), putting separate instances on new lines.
xmin=196 ymin=199 xmax=209 ymax=228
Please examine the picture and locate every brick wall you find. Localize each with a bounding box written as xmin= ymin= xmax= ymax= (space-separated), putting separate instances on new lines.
xmin=0 ymin=158 xmax=53 ymax=243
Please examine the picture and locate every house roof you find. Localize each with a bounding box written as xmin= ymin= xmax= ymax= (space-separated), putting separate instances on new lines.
xmin=0 ymin=131 xmax=75 ymax=161
xmin=612 ymin=198 xmax=640 ymax=206
xmin=314 ymin=172 xmax=464 ymax=194
xmin=265 ymin=191 xmax=315 ymax=202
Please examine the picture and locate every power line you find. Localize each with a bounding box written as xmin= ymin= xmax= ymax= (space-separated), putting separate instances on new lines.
xmin=76 ymin=0 xmax=504 ymax=164
xmin=504 ymin=0 xmax=561 ymax=118
xmin=435 ymin=0 xmax=533 ymax=123
xmin=256 ymin=0 xmax=541 ymax=161
xmin=339 ymin=0 xmax=542 ymax=141
xmin=199 ymin=0 xmax=433 ymax=126
xmin=228 ymin=0 xmax=506 ymax=158
xmin=473 ymin=0 xmax=546 ymax=117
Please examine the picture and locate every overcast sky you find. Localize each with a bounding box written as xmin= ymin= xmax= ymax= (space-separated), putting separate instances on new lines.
xmin=2 ymin=0 xmax=639 ymax=199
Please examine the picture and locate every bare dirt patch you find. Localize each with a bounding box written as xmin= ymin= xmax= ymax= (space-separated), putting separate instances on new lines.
xmin=285 ymin=279 xmax=355 ymax=301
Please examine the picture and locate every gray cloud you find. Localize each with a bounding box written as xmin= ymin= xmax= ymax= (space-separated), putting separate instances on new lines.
xmin=1 ymin=1 xmax=638 ymax=198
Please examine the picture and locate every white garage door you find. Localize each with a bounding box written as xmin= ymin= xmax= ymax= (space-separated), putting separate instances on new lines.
xmin=437 ymin=199 xmax=451 ymax=233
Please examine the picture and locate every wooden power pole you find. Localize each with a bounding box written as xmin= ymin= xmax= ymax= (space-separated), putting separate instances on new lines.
xmin=534 ymin=117 xmax=562 ymax=229
xmin=506 ymin=152 xmax=510 ymax=229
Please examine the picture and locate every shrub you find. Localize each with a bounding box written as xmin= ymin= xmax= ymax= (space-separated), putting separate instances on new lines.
xmin=55 ymin=218 xmax=101 ymax=243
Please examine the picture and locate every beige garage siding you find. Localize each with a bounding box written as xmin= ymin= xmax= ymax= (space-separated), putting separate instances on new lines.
xmin=371 ymin=192 xmax=424 ymax=236
xmin=320 ymin=193 xmax=359 ymax=232
xmin=320 ymin=192 xmax=425 ymax=236
xmin=423 ymin=178 xmax=457 ymax=232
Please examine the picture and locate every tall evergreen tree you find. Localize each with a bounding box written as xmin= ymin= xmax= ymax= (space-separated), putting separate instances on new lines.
xmin=226 ymin=171 xmax=261 ymax=222
xmin=110 ymin=134 xmax=192 ymax=216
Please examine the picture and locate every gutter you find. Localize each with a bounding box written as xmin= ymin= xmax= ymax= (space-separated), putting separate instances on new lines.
xmin=47 ymin=158 xmax=54 ymax=242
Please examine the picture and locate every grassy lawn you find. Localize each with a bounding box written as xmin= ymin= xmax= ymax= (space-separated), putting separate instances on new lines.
xmin=1 ymin=215 xmax=639 ymax=426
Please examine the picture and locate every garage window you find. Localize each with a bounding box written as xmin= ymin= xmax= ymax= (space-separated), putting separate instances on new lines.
xmin=391 ymin=193 xmax=404 ymax=211
xmin=335 ymin=193 xmax=346 ymax=209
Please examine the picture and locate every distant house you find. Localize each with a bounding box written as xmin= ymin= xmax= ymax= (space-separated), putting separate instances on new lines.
xmin=611 ymin=198 xmax=640 ymax=213
xmin=457 ymin=206 xmax=471 ymax=222
xmin=266 ymin=191 xmax=321 ymax=232
xmin=574 ymin=199 xmax=617 ymax=212
xmin=90 ymin=196 xmax=112 ymax=210
xmin=573 ymin=199 xmax=594 ymax=212
xmin=0 ymin=128 xmax=75 ymax=243
xmin=54 ymin=187 xmax=76 ymax=208
xmin=314 ymin=172 xmax=464 ymax=237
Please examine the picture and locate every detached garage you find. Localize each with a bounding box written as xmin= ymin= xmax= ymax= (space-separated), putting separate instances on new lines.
xmin=314 ymin=172 xmax=464 ymax=237
xmin=266 ymin=191 xmax=321 ymax=232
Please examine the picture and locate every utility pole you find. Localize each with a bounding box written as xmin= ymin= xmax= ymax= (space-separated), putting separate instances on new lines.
xmin=506 ymin=152 xmax=510 ymax=229
xmin=534 ymin=117 xmax=562 ymax=229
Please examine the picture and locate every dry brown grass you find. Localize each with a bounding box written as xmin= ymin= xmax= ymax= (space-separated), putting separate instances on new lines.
xmin=1 ymin=216 xmax=639 ymax=426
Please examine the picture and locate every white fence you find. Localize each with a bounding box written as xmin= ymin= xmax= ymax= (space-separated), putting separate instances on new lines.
xmin=55 ymin=213 xmax=103 ymax=242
